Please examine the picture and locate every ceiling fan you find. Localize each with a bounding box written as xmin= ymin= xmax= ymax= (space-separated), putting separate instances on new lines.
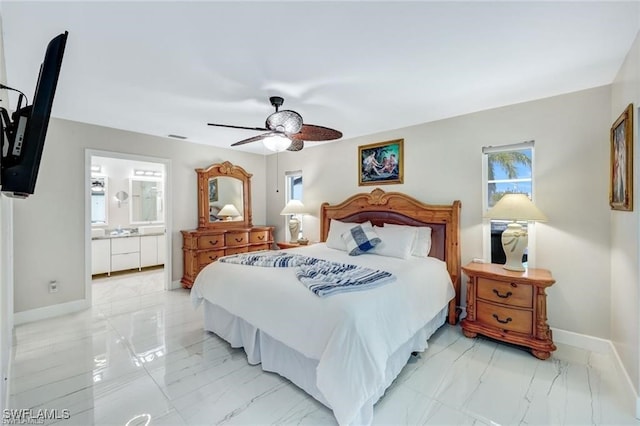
xmin=208 ymin=96 xmax=342 ymax=152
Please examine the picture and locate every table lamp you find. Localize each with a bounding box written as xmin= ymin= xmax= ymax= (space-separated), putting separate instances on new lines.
xmin=280 ymin=200 xmax=307 ymax=243
xmin=484 ymin=193 xmax=547 ymax=271
xmin=218 ymin=204 xmax=241 ymax=221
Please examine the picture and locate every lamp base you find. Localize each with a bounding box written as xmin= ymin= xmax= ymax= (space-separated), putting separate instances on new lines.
xmin=501 ymin=223 xmax=527 ymax=272
xmin=288 ymin=217 xmax=300 ymax=244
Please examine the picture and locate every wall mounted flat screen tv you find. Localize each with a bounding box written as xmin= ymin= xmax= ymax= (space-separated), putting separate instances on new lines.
xmin=1 ymin=31 xmax=68 ymax=198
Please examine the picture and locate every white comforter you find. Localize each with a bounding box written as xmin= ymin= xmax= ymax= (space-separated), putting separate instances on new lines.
xmin=191 ymin=243 xmax=455 ymax=425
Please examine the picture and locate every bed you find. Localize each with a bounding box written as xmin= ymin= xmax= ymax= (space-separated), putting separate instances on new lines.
xmin=191 ymin=188 xmax=461 ymax=425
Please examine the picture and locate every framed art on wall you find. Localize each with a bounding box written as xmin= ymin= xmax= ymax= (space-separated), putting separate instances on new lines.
xmin=610 ymin=104 xmax=634 ymax=211
xmin=358 ymin=139 xmax=404 ymax=186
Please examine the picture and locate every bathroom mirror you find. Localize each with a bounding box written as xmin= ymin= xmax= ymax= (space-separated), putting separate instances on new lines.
xmin=91 ymin=176 xmax=108 ymax=225
xmin=130 ymin=178 xmax=164 ymax=224
xmin=197 ymin=161 xmax=252 ymax=229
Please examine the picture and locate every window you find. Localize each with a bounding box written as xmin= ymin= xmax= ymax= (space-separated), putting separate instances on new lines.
xmin=482 ymin=141 xmax=534 ymax=264
xmin=285 ymin=170 xmax=303 ymax=240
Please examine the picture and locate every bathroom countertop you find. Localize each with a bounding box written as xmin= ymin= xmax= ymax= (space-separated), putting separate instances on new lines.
xmin=92 ymin=231 xmax=165 ymax=240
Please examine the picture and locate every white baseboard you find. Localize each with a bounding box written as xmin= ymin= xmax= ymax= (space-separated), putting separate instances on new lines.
xmin=552 ymin=326 xmax=639 ymax=419
xmin=551 ymin=327 xmax=611 ymax=353
xmin=13 ymin=299 xmax=90 ymax=325
xmin=171 ymin=279 xmax=182 ymax=290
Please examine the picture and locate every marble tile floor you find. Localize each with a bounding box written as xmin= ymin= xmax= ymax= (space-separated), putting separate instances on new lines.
xmin=8 ymin=269 xmax=640 ymax=425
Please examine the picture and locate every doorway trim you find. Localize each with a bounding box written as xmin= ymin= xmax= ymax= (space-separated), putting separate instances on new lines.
xmin=85 ymin=149 xmax=173 ymax=305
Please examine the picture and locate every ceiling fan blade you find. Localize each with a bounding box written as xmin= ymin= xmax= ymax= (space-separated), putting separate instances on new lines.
xmin=290 ymin=124 xmax=342 ymax=141
xmin=208 ymin=123 xmax=269 ymax=132
xmin=286 ymin=140 xmax=304 ymax=151
xmin=230 ymin=132 xmax=276 ymax=147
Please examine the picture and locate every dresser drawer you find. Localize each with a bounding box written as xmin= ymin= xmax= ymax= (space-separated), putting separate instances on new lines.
xmin=477 ymin=278 xmax=533 ymax=308
xmin=198 ymin=249 xmax=225 ymax=265
xmin=476 ymin=301 xmax=532 ymax=335
xmin=249 ymin=243 xmax=270 ymax=252
xmin=197 ymin=235 xmax=224 ymax=249
xmin=225 ymin=246 xmax=248 ymax=255
xmin=249 ymin=230 xmax=270 ymax=244
xmin=226 ymin=232 xmax=249 ymax=247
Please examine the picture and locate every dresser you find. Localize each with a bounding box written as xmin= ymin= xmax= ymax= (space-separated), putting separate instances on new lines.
xmin=181 ymin=226 xmax=274 ymax=288
xmin=460 ymin=262 xmax=556 ymax=359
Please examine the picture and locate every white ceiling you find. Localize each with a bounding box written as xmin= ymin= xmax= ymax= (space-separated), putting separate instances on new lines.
xmin=2 ymin=1 xmax=639 ymax=154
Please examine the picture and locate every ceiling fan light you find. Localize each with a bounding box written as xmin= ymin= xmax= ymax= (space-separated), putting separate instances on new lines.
xmin=266 ymin=110 xmax=303 ymax=134
xmin=263 ymin=135 xmax=291 ymax=152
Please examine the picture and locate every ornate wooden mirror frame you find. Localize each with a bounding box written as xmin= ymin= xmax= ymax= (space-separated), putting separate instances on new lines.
xmin=197 ymin=161 xmax=252 ymax=229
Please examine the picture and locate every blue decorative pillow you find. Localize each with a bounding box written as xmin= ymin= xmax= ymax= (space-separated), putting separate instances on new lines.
xmin=341 ymin=224 xmax=381 ymax=256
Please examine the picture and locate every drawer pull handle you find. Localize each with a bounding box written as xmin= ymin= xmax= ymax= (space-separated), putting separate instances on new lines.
xmin=235 ymin=237 xmax=244 ymax=243
xmin=492 ymin=289 xmax=513 ymax=299
xmin=208 ymin=255 xmax=218 ymax=261
xmin=492 ymin=314 xmax=512 ymax=324
xmin=257 ymin=235 xmax=265 ymax=240
xmin=209 ymin=240 xmax=219 ymax=245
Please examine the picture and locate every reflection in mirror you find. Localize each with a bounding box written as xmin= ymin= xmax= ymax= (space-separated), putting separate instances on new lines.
xmin=207 ymin=176 xmax=243 ymax=222
xmin=130 ymin=179 xmax=164 ymax=224
xmin=91 ymin=176 xmax=108 ymax=225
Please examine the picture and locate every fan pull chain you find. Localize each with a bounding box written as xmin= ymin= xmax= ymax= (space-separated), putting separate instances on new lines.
xmin=275 ymin=152 xmax=279 ymax=193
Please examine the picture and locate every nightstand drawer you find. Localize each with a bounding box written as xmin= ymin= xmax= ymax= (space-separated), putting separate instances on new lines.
xmin=477 ymin=278 xmax=533 ymax=308
xmin=476 ymin=301 xmax=532 ymax=334
xmin=249 ymin=244 xmax=270 ymax=252
xmin=226 ymin=232 xmax=249 ymax=247
xmin=197 ymin=235 xmax=224 ymax=249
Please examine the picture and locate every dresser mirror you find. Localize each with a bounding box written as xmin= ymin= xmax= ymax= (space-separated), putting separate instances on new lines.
xmin=197 ymin=161 xmax=252 ymax=229
xmin=130 ymin=178 xmax=164 ymax=224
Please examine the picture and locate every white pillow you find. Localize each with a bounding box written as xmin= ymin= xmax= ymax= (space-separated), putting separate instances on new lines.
xmin=326 ymin=219 xmax=372 ymax=251
xmin=370 ymin=225 xmax=417 ymax=259
xmin=384 ymin=223 xmax=432 ymax=257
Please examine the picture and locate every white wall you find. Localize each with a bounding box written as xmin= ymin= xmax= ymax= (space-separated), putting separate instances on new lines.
xmin=611 ymin=29 xmax=640 ymax=401
xmin=267 ymin=86 xmax=612 ymax=339
xmin=13 ymin=118 xmax=267 ymax=313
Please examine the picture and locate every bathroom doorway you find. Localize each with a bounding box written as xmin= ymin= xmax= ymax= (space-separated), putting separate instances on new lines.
xmin=85 ymin=150 xmax=172 ymax=305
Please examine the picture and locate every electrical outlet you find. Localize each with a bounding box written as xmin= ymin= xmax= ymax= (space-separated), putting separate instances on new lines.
xmin=49 ymin=280 xmax=58 ymax=293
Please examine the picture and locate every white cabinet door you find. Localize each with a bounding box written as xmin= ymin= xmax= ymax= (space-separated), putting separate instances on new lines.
xmin=140 ymin=235 xmax=158 ymax=268
xmin=157 ymin=234 xmax=166 ymax=265
xmin=92 ymin=239 xmax=110 ymax=275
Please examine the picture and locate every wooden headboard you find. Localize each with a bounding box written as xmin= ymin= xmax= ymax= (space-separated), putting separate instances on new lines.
xmin=320 ymin=188 xmax=461 ymax=324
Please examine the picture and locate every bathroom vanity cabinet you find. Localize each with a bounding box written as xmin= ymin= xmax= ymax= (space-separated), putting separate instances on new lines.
xmin=91 ymin=232 xmax=166 ymax=276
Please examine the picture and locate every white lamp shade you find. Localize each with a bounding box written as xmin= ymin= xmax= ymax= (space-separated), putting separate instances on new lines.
xmin=280 ymin=200 xmax=307 ymax=215
xmin=484 ymin=194 xmax=547 ymax=222
xmin=485 ymin=194 xmax=547 ymax=272
xmin=218 ymin=204 xmax=241 ymax=218
xmin=263 ymin=135 xmax=291 ymax=152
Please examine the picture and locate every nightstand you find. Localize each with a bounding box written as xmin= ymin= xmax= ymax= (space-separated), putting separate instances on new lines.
xmin=460 ymin=262 xmax=556 ymax=360
xmin=276 ymin=241 xmax=311 ymax=249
